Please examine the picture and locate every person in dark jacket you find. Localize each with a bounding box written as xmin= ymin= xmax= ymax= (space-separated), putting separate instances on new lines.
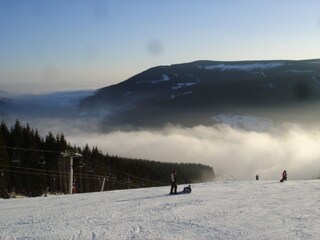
xmin=256 ymin=174 xmax=259 ymax=181
xmin=183 ymin=185 xmax=192 ymax=194
xmin=280 ymin=170 xmax=287 ymax=182
xmin=170 ymin=170 xmax=177 ymax=194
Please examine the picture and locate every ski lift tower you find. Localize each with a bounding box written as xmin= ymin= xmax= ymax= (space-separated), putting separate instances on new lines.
xmin=61 ymin=150 xmax=82 ymax=194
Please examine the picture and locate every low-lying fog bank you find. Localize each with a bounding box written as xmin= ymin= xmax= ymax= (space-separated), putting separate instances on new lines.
xmin=4 ymin=116 xmax=320 ymax=181
xmin=64 ymin=123 xmax=320 ymax=181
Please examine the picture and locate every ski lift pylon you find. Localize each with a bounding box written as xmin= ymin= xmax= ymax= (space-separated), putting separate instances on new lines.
xmin=12 ymin=149 xmax=20 ymax=164
xmin=78 ymin=158 xmax=85 ymax=167
xmin=38 ymin=150 xmax=46 ymax=165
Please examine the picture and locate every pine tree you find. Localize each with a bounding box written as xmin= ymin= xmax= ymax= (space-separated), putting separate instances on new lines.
xmin=0 ymin=124 xmax=10 ymax=197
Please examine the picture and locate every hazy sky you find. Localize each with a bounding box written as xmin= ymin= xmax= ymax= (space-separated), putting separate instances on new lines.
xmin=1 ymin=0 xmax=320 ymax=93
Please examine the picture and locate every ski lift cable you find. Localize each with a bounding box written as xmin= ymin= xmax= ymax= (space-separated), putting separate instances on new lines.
xmin=84 ymin=158 xmax=166 ymax=185
xmin=0 ymin=167 xmax=93 ymax=180
xmin=0 ymin=145 xmax=62 ymax=154
xmin=1 ymin=161 xmax=164 ymax=189
xmin=102 ymin=163 xmax=166 ymax=185
xmin=101 ymin=166 xmax=165 ymax=185
xmin=2 ymin=169 xmax=105 ymax=180
xmin=88 ymin=160 xmax=166 ymax=185
xmin=0 ymin=167 xmax=150 ymax=186
xmin=0 ymin=145 xmax=167 ymax=185
xmin=1 ymin=168 xmax=156 ymax=190
xmin=229 ymin=174 xmax=238 ymax=181
xmin=0 ymin=164 xmax=106 ymax=179
xmin=2 ymin=156 xmax=162 ymax=185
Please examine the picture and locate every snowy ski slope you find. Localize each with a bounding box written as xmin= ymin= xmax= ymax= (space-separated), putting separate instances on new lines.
xmin=1 ymin=180 xmax=320 ymax=240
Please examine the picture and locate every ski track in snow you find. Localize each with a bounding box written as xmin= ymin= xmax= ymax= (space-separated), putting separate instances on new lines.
xmin=1 ymin=181 xmax=320 ymax=239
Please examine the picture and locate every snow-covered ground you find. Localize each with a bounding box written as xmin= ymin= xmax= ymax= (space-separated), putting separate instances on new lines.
xmin=1 ymin=180 xmax=320 ymax=240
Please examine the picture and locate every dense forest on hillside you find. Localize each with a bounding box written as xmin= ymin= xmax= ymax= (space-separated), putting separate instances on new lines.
xmin=0 ymin=120 xmax=215 ymax=198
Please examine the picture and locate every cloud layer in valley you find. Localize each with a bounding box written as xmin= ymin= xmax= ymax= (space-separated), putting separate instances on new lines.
xmin=62 ymin=123 xmax=320 ymax=181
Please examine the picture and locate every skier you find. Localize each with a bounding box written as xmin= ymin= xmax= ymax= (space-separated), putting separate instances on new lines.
xmin=183 ymin=185 xmax=192 ymax=194
xmin=72 ymin=183 xmax=76 ymax=194
xmin=170 ymin=170 xmax=177 ymax=194
xmin=44 ymin=186 xmax=49 ymax=197
xmin=280 ymin=170 xmax=287 ymax=182
xmin=256 ymin=174 xmax=259 ymax=181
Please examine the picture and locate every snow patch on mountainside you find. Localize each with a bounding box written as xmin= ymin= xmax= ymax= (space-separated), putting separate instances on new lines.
xmin=286 ymin=70 xmax=314 ymax=73
xmin=265 ymin=82 xmax=275 ymax=89
xmin=172 ymin=82 xmax=198 ymax=90
xmin=212 ymin=114 xmax=273 ymax=131
xmin=171 ymin=91 xmax=193 ymax=99
xmin=199 ymin=62 xmax=284 ymax=71
xmin=123 ymin=91 xmax=132 ymax=97
xmin=312 ymin=77 xmax=320 ymax=89
xmin=249 ymin=71 xmax=266 ymax=77
xmin=136 ymin=74 xmax=171 ymax=85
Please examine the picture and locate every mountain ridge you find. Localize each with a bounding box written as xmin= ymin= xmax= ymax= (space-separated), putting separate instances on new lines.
xmin=1 ymin=59 xmax=320 ymax=130
xmin=80 ymin=59 xmax=320 ymax=130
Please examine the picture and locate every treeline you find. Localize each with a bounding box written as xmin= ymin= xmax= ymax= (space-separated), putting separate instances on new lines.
xmin=0 ymin=120 xmax=215 ymax=198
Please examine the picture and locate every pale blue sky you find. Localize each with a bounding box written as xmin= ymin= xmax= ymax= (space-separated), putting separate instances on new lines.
xmin=1 ymin=0 xmax=320 ymax=93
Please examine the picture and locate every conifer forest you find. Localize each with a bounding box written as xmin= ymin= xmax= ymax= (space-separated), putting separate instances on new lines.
xmin=0 ymin=120 xmax=215 ymax=198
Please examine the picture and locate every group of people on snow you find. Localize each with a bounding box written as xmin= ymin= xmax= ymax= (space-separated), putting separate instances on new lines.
xmin=255 ymin=170 xmax=288 ymax=182
xmin=170 ymin=169 xmax=288 ymax=194
xmin=170 ymin=170 xmax=191 ymax=194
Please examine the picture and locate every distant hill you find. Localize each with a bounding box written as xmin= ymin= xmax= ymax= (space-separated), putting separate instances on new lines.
xmin=2 ymin=59 xmax=320 ymax=130
xmin=80 ymin=59 xmax=320 ymax=130
xmin=0 ymin=90 xmax=95 ymax=118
